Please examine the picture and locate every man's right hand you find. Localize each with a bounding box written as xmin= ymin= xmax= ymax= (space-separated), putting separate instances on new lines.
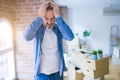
xmin=38 ymin=1 xmax=49 ymax=19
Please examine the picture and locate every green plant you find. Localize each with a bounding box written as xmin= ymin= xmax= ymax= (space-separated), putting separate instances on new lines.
xmin=83 ymin=30 xmax=92 ymax=38
xmin=83 ymin=30 xmax=92 ymax=45
xmin=98 ymin=49 xmax=103 ymax=54
xmin=92 ymin=50 xmax=97 ymax=55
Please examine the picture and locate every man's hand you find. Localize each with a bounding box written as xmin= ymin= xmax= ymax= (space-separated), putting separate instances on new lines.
xmin=51 ymin=2 xmax=60 ymax=18
xmin=38 ymin=1 xmax=49 ymax=19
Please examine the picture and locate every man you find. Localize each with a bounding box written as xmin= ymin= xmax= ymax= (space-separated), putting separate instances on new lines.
xmin=24 ymin=1 xmax=74 ymax=80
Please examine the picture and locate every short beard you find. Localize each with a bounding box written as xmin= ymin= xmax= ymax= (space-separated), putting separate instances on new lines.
xmin=45 ymin=23 xmax=54 ymax=29
xmin=45 ymin=24 xmax=52 ymax=29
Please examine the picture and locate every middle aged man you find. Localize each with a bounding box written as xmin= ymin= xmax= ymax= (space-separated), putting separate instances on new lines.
xmin=24 ymin=1 xmax=74 ymax=80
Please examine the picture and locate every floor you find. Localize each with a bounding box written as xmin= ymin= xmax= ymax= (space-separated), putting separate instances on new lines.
xmin=64 ymin=59 xmax=120 ymax=80
xmin=104 ymin=62 xmax=120 ymax=80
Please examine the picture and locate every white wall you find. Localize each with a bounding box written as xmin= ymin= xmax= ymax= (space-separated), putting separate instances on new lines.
xmin=54 ymin=0 xmax=120 ymax=55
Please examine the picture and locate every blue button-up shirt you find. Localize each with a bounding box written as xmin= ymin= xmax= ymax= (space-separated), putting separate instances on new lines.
xmin=23 ymin=16 xmax=74 ymax=79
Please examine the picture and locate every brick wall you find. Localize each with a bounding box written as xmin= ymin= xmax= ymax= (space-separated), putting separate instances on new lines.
xmin=13 ymin=1 xmax=68 ymax=80
xmin=0 ymin=0 xmax=67 ymax=80
xmin=14 ymin=0 xmax=45 ymax=80
xmin=0 ymin=0 xmax=43 ymax=80
xmin=0 ymin=0 xmax=14 ymax=17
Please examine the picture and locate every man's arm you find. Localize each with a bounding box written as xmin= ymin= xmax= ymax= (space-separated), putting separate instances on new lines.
xmin=24 ymin=1 xmax=49 ymax=41
xmin=23 ymin=17 xmax=43 ymax=41
xmin=51 ymin=2 xmax=74 ymax=41
xmin=55 ymin=16 xmax=74 ymax=41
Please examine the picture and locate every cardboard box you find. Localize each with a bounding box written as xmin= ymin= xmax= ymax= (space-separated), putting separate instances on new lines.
xmin=68 ymin=62 xmax=84 ymax=80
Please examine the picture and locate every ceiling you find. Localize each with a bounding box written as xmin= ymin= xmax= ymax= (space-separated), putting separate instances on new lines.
xmin=54 ymin=0 xmax=120 ymax=7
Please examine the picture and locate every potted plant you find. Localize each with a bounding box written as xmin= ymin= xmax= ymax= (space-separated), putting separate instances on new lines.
xmin=97 ymin=49 xmax=103 ymax=59
xmin=92 ymin=50 xmax=97 ymax=60
xmin=83 ymin=30 xmax=92 ymax=45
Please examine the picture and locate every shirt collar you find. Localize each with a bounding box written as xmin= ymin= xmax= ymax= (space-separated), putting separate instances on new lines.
xmin=46 ymin=27 xmax=53 ymax=32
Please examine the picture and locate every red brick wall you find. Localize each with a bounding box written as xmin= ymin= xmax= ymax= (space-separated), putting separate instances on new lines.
xmin=0 ymin=1 xmax=15 ymax=19
xmin=13 ymin=0 xmax=44 ymax=80
xmin=13 ymin=0 xmax=54 ymax=80
xmin=0 ymin=0 xmax=44 ymax=80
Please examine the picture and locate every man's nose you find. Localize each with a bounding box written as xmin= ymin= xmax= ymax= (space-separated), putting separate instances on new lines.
xmin=47 ymin=20 xmax=52 ymax=24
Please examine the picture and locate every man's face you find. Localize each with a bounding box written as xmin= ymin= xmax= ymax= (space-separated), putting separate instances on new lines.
xmin=44 ymin=10 xmax=55 ymax=28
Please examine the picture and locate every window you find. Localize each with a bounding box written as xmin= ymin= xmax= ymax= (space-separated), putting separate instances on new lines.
xmin=0 ymin=18 xmax=15 ymax=80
